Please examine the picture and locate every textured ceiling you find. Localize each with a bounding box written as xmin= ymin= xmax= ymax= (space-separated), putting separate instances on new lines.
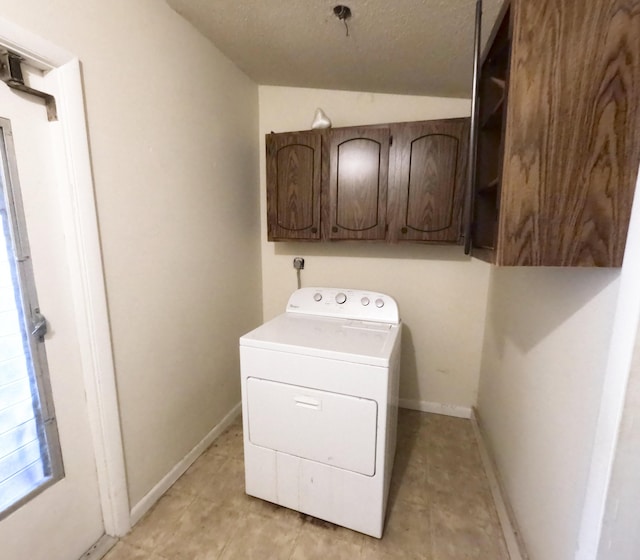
xmin=166 ymin=0 xmax=503 ymax=98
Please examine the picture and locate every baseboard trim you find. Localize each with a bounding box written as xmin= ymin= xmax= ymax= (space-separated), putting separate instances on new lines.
xmin=471 ymin=408 xmax=528 ymax=560
xmin=398 ymin=398 xmax=472 ymax=419
xmin=129 ymin=402 xmax=242 ymax=526
xmin=78 ymin=534 xmax=117 ymax=560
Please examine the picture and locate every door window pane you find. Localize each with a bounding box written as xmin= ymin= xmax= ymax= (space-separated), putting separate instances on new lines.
xmin=0 ymin=118 xmax=62 ymax=519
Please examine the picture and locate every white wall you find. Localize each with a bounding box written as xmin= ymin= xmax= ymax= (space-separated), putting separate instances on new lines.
xmin=0 ymin=0 xmax=262 ymax=505
xmin=596 ymin=333 xmax=640 ymax=559
xmin=578 ymin=167 xmax=640 ymax=560
xmin=477 ymin=267 xmax=621 ymax=560
xmin=259 ymin=86 xmax=490 ymax=410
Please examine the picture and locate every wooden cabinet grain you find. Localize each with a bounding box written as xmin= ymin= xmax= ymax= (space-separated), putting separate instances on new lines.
xmin=266 ymin=132 xmax=322 ymax=241
xmin=266 ymin=119 xmax=468 ymax=243
xmin=327 ymin=127 xmax=390 ymax=240
xmin=472 ymin=0 xmax=640 ymax=266
xmin=389 ymin=118 xmax=469 ymax=243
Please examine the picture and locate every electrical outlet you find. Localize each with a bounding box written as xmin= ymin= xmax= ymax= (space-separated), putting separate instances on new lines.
xmin=293 ymin=257 xmax=305 ymax=270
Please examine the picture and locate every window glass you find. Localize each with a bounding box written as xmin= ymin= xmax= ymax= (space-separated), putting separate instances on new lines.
xmin=0 ymin=119 xmax=62 ymax=519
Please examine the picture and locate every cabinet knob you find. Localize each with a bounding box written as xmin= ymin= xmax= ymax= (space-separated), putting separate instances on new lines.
xmin=332 ymin=226 xmax=338 ymax=233
xmin=401 ymin=227 xmax=408 ymax=234
xmin=311 ymin=227 xmax=317 ymax=233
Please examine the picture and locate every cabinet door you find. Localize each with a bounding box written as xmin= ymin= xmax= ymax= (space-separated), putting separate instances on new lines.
xmin=390 ymin=118 xmax=469 ymax=243
xmin=266 ymin=132 xmax=322 ymax=241
xmin=327 ymin=127 xmax=389 ymax=240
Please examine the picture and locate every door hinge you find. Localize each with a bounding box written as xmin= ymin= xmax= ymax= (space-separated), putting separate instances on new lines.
xmin=0 ymin=50 xmax=58 ymax=121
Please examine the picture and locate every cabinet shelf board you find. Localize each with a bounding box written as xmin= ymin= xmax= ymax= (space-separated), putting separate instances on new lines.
xmin=489 ymin=76 xmax=506 ymax=90
xmin=481 ymin=97 xmax=505 ymax=129
xmin=478 ymin=177 xmax=499 ymax=194
xmin=472 ymin=247 xmax=496 ymax=264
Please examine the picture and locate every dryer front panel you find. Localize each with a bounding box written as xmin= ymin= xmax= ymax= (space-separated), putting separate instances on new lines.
xmin=247 ymin=377 xmax=377 ymax=476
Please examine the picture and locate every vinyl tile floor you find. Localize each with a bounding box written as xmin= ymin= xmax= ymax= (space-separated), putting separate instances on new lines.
xmin=105 ymin=410 xmax=510 ymax=560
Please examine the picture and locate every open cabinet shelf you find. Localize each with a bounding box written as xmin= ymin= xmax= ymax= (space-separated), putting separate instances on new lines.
xmin=472 ymin=2 xmax=511 ymax=256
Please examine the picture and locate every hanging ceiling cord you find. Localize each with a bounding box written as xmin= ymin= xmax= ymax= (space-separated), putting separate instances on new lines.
xmin=333 ymin=5 xmax=352 ymax=37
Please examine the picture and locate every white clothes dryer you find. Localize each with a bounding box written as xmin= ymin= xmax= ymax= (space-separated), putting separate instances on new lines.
xmin=239 ymin=287 xmax=401 ymax=538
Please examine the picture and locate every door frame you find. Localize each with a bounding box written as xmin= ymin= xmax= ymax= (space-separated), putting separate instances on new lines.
xmin=0 ymin=18 xmax=130 ymax=536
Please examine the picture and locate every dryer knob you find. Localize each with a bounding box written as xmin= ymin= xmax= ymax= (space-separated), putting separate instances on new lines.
xmin=361 ymin=297 xmax=370 ymax=306
xmin=375 ymin=298 xmax=385 ymax=308
xmin=336 ymin=292 xmax=347 ymax=304
xmin=313 ymin=292 xmax=322 ymax=302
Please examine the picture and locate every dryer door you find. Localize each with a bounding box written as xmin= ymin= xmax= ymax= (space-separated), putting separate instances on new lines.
xmin=247 ymin=377 xmax=378 ymax=476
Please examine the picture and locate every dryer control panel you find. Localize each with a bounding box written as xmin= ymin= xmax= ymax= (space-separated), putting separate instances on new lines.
xmin=286 ymin=287 xmax=400 ymax=324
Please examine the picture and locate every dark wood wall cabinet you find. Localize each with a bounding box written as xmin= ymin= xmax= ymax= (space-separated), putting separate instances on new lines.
xmin=266 ymin=132 xmax=322 ymax=241
xmin=471 ymin=0 xmax=640 ymax=266
xmin=266 ymin=118 xmax=470 ymax=244
xmin=266 ymin=0 xmax=640 ymax=265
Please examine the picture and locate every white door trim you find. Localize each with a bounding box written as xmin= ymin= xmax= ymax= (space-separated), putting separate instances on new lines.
xmin=0 ymin=18 xmax=130 ymax=536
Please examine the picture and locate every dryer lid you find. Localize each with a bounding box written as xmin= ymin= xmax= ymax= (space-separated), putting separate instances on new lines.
xmin=240 ymin=312 xmax=401 ymax=367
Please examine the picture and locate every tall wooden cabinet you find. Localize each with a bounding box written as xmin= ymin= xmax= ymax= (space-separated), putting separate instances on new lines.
xmin=472 ymin=0 xmax=640 ymax=266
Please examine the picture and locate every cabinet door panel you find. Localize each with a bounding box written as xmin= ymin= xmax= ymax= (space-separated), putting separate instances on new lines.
xmin=276 ymin=144 xmax=314 ymax=230
xmin=390 ymin=119 xmax=469 ymax=243
xmin=406 ymin=134 xmax=458 ymax=231
xmin=266 ymin=132 xmax=321 ymax=241
xmin=328 ymin=128 xmax=389 ymax=240
xmin=336 ymin=139 xmax=381 ymax=231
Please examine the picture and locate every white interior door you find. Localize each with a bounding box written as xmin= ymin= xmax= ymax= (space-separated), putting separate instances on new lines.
xmin=0 ymin=65 xmax=104 ymax=559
